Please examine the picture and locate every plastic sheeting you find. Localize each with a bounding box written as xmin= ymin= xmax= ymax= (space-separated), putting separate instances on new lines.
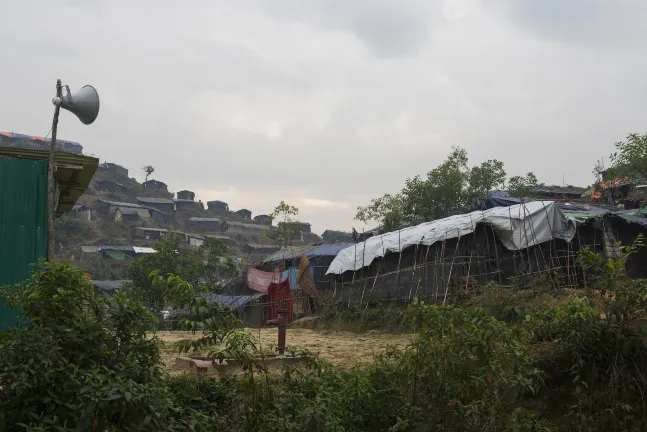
xmin=280 ymin=267 xmax=315 ymax=291
xmin=327 ymin=201 xmax=576 ymax=275
xmin=303 ymin=243 xmax=354 ymax=257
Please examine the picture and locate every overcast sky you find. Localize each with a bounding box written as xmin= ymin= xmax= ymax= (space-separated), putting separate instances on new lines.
xmin=2 ymin=0 xmax=646 ymax=234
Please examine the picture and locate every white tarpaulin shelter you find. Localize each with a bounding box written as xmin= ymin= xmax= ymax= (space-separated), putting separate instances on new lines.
xmin=327 ymin=201 xmax=576 ymax=275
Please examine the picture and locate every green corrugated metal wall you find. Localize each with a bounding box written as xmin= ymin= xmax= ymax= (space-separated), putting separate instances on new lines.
xmin=0 ymin=157 xmax=48 ymax=332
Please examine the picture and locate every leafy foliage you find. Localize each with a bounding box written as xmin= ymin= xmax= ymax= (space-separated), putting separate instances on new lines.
xmin=142 ymin=165 xmax=155 ymax=182
xmin=607 ymin=132 xmax=647 ymax=179
xmin=0 ymin=261 xmax=200 ymax=431
xmin=507 ymin=172 xmax=539 ymax=198
xmin=127 ymin=233 xmax=236 ymax=311
xmin=263 ymin=201 xmax=302 ymax=248
xmin=355 ymin=147 xmax=528 ymax=233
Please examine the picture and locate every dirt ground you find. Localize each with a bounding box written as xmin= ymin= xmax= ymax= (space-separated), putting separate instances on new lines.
xmin=156 ymin=328 xmax=413 ymax=375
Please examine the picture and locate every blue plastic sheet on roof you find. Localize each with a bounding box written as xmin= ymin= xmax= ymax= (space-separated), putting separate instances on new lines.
xmin=304 ymin=243 xmax=354 ymax=257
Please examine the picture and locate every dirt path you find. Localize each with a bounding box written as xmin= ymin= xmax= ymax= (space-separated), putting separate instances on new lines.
xmin=157 ymin=328 xmax=413 ymax=374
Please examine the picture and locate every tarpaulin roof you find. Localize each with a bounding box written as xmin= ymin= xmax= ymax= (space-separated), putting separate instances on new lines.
xmin=303 ymin=243 xmax=354 ymax=257
xmin=105 ymin=250 xmax=127 ymax=261
xmin=327 ymin=201 xmax=576 ymax=274
xmin=562 ymin=206 xmax=608 ymax=224
xmin=204 ymin=293 xmax=264 ymax=309
xmin=189 ymin=217 xmax=221 ymax=222
xmin=614 ymin=213 xmax=647 ymax=227
xmin=261 ymin=246 xmax=319 ymax=263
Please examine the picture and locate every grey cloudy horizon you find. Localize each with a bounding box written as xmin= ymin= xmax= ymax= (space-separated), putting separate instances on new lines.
xmin=2 ymin=0 xmax=646 ymax=235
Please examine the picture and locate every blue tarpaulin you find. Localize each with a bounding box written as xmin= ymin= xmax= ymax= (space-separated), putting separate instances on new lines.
xmin=280 ymin=267 xmax=314 ymax=291
xmin=304 ymin=243 xmax=354 ymax=257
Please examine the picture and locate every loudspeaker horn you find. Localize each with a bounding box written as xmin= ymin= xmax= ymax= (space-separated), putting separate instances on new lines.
xmin=60 ymin=85 xmax=100 ymax=125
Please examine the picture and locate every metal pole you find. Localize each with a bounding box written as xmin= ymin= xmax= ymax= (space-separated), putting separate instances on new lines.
xmin=47 ymin=79 xmax=63 ymax=261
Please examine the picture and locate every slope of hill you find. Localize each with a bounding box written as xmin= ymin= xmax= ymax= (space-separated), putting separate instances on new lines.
xmin=56 ymin=162 xmax=322 ymax=280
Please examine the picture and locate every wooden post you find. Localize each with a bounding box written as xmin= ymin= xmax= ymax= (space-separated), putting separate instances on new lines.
xmin=47 ymin=79 xmax=63 ymax=261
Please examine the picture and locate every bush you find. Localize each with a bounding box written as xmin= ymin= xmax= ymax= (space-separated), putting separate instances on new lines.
xmin=0 ymin=262 xmax=206 ymax=431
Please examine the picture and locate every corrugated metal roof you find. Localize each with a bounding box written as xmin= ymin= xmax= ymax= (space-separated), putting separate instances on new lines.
xmin=304 ymin=243 xmax=354 ymax=257
xmin=117 ymin=206 xmax=141 ymax=215
xmin=97 ymin=199 xmax=142 ymax=208
xmin=133 ymin=246 xmax=156 ymax=254
xmin=226 ymin=221 xmax=263 ymax=229
xmin=81 ymin=246 xmax=100 ymax=253
xmin=136 ymin=227 xmax=169 ymax=232
xmin=136 ymin=197 xmax=174 ymax=204
xmin=189 ymin=217 xmax=221 ymax=222
xmin=245 ymin=243 xmax=280 ymax=249
xmin=99 ymin=245 xmax=135 ymax=252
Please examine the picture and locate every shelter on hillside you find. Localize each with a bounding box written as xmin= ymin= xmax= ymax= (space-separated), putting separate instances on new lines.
xmin=207 ymin=200 xmax=229 ymax=214
xmin=176 ymin=190 xmax=195 ymax=201
xmin=92 ymin=199 xmax=143 ymax=216
xmin=142 ymin=179 xmax=168 ymax=192
xmin=71 ymin=204 xmax=92 ymax=221
xmin=173 ymin=198 xmax=203 ymax=211
xmin=253 ymin=214 xmax=273 ymax=225
xmin=188 ymin=217 xmax=222 ymax=232
xmin=95 ymin=180 xmax=129 ymax=195
xmin=115 ymin=206 xmax=150 ymax=223
xmin=136 ymin=197 xmax=175 ymax=214
xmin=222 ymin=220 xmax=265 ymax=236
xmin=234 ymin=209 xmax=252 ymax=220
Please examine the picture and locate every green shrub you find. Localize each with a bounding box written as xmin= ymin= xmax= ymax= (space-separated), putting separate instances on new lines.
xmin=0 ymin=262 xmax=208 ymax=431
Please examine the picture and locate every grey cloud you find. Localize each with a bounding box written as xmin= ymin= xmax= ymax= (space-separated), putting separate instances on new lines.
xmin=241 ymin=0 xmax=438 ymax=57
xmin=3 ymin=0 xmax=647 ymax=232
xmin=494 ymin=0 xmax=647 ymax=49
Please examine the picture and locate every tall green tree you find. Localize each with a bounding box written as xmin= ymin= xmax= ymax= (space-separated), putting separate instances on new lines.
xmin=507 ymin=172 xmax=538 ymax=198
xmin=127 ymin=233 xmax=236 ymax=311
xmin=356 ymin=147 xmax=508 ymax=232
xmin=264 ymin=201 xmax=302 ymax=248
xmin=607 ymin=132 xmax=647 ymax=179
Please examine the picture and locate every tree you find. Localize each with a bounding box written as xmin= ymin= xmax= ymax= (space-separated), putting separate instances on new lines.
xmin=507 ymin=172 xmax=538 ymax=198
xmin=127 ymin=233 xmax=236 ymax=311
xmin=265 ymin=201 xmax=301 ymax=248
xmin=607 ymin=132 xmax=647 ymax=179
xmin=355 ymin=193 xmax=406 ymax=233
xmin=143 ymin=165 xmax=155 ymax=182
xmin=467 ymin=159 xmax=507 ymax=198
xmin=355 ymin=147 xmax=508 ymax=232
